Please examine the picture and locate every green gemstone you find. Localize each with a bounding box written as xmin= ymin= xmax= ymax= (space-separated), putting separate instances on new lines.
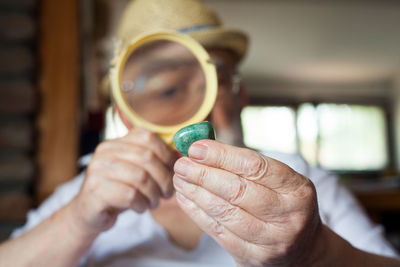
xmin=173 ymin=121 xmax=215 ymax=157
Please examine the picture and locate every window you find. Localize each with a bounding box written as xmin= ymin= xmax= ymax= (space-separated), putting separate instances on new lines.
xmin=241 ymin=106 xmax=297 ymax=153
xmin=241 ymin=103 xmax=389 ymax=171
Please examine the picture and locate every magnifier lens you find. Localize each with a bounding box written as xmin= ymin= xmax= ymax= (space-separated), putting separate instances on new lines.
xmin=120 ymin=40 xmax=206 ymax=126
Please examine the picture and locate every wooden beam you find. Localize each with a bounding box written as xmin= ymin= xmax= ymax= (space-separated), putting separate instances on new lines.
xmin=37 ymin=0 xmax=80 ymax=203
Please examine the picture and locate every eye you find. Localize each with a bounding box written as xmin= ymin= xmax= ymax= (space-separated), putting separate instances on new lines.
xmin=158 ymin=86 xmax=180 ymax=99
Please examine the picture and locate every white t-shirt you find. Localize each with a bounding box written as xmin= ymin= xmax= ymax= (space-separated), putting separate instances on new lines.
xmin=11 ymin=111 xmax=399 ymax=265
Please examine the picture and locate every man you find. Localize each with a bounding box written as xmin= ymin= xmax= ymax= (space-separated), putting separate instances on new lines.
xmin=0 ymin=0 xmax=399 ymax=266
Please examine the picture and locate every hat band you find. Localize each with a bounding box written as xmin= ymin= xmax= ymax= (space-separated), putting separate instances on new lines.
xmin=177 ymin=24 xmax=217 ymax=34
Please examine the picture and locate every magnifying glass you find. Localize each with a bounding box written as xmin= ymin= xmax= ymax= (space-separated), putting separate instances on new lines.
xmin=110 ymin=32 xmax=218 ymax=145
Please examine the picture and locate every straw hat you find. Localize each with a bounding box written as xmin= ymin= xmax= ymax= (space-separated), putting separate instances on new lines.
xmin=116 ymin=0 xmax=249 ymax=61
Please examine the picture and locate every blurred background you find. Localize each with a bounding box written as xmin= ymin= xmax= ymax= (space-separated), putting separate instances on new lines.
xmin=0 ymin=0 xmax=400 ymax=252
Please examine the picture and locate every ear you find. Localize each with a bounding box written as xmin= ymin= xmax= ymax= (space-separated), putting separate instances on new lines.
xmin=113 ymin=104 xmax=134 ymax=129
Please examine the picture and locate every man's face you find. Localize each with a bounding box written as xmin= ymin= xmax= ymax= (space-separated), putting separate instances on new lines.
xmin=117 ymin=44 xmax=245 ymax=147
xmin=120 ymin=40 xmax=206 ymax=126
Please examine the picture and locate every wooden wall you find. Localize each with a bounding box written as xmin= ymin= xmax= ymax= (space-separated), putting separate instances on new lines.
xmin=0 ymin=0 xmax=37 ymax=240
xmin=0 ymin=0 xmax=80 ymax=240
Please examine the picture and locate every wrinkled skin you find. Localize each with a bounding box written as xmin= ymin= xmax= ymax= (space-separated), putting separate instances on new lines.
xmin=74 ymin=130 xmax=321 ymax=266
xmin=72 ymin=128 xmax=178 ymax=235
xmin=173 ymin=140 xmax=321 ymax=267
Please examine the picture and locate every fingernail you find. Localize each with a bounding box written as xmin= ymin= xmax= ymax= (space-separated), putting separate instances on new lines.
xmin=173 ymin=175 xmax=187 ymax=190
xmin=174 ymin=158 xmax=191 ymax=176
xmin=189 ymin=143 xmax=208 ymax=160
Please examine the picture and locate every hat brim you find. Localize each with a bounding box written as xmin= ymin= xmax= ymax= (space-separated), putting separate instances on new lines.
xmin=188 ymin=27 xmax=249 ymax=62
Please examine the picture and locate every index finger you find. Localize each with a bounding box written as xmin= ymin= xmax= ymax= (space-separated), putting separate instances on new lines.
xmin=187 ymin=140 xmax=304 ymax=191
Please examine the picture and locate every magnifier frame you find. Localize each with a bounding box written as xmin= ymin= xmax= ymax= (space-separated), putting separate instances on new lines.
xmin=110 ymin=32 xmax=217 ymax=144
